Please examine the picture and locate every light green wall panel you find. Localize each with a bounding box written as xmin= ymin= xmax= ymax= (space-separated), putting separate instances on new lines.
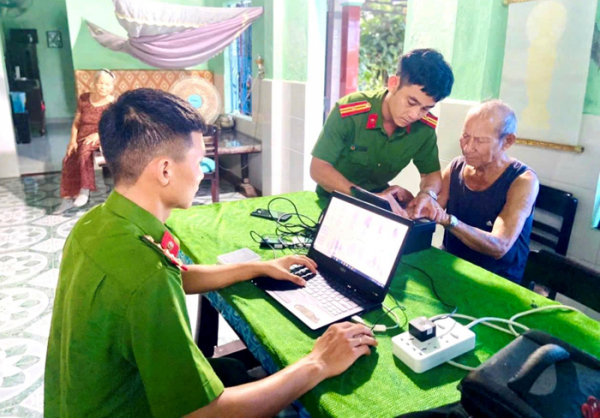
xmin=255 ymin=0 xmax=274 ymax=80
xmin=206 ymin=0 xmax=309 ymax=82
xmin=583 ymin=1 xmax=600 ymax=115
xmin=2 ymin=0 xmax=77 ymax=119
xmin=404 ymin=0 xmax=458 ymax=62
xmin=481 ymin=0 xmax=509 ymax=101
xmin=281 ymin=1 xmax=308 ymax=82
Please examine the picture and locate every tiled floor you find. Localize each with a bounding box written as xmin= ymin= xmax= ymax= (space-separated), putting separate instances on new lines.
xmin=16 ymin=122 xmax=72 ymax=176
xmin=0 ymin=172 xmax=244 ymax=417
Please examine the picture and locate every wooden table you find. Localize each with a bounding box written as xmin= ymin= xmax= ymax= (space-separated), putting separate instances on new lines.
xmin=218 ymin=130 xmax=262 ymax=197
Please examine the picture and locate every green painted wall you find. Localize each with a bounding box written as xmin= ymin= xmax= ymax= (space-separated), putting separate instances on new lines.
xmin=450 ymin=0 xmax=508 ymax=101
xmin=2 ymin=0 xmax=77 ymax=119
xmin=281 ymin=1 xmax=308 ymax=82
xmin=481 ymin=0 xmax=509 ymax=101
xmin=65 ymin=0 xmax=209 ymax=70
xmin=205 ymin=0 xmax=274 ymax=79
xmin=0 ymin=15 xmax=5 ymax=51
xmin=404 ymin=0 xmax=457 ymax=61
xmin=584 ymin=2 xmax=600 ymax=115
xmin=206 ymin=0 xmax=308 ymax=82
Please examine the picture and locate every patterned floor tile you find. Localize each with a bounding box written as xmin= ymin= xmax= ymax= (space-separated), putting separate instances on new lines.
xmin=0 ymin=288 xmax=50 ymax=333
xmin=0 ymin=207 xmax=46 ymax=228
xmin=0 ymin=338 xmax=47 ymax=405
xmin=26 ymin=269 xmax=59 ymax=290
xmin=0 ymin=193 xmax=27 ymax=208
xmin=0 ymin=253 xmax=50 ymax=287
xmin=20 ymin=385 xmax=44 ymax=414
xmin=29 ymin=239 xmax=66 ymax=254
xmin=36 ymin=183 xmax=59 ymax=192
xmin=23 ymin=315 xmax=52 ymax=339
xmin=0 ymin=227 xmax=48 ymax=253
xmin=54 ymin=219 xmax=79 ymax=239
xmin=30 ymin=216 xmax=70 ymax=228
xmin=0 ymin=191 xmax=47 ymax=208
xmin=31 ymin=198 xmax=64 ymax=209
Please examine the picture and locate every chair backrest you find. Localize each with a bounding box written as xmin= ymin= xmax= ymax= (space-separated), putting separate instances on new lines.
xmin=524 ymin=249 xmax=600 ymax=313
xmin=74 ymin=70 xmax=214 ymax=98
xmin=531 ymin=184 xmax=578 ymax=256
xmin=202 ymin=125 xmax=219 ymax=177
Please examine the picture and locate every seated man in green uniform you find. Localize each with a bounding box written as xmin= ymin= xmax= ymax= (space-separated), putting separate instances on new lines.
xmin=45 ymin=89 xmax=376 ymax=418
xmin=311 ymin=48 xmax=454 ymax=217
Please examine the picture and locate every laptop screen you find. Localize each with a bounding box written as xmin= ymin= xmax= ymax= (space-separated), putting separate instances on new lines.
xmin=313 ymin=195 xmax=409 ymax=288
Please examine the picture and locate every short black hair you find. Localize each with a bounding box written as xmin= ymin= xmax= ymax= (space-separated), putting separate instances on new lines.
xmin=396 ymin=48 xmax=454 ymax=102
xmin=99 ymin=88 xmax=206 ymax=185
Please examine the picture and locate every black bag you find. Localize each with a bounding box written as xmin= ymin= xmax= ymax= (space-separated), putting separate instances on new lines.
xmin=459 ymin=330 xmax=600 ymax=417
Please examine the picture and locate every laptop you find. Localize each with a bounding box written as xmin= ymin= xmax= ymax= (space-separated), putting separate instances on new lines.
xmin=252 ymin=192 xmax=412 ymax=330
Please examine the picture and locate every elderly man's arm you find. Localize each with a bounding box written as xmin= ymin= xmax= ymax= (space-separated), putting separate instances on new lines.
xmin=437 ymin=170 xmax=539 ymax=259
xmin=436 ymin=164 xmax=452 ymax=209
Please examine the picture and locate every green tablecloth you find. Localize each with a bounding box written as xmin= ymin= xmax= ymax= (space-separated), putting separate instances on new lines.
xmin=167 ymin=191 xmax=600 ymax=417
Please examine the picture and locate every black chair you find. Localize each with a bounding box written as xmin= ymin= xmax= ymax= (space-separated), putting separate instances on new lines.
xmin=523 ymin=249 xmax=600 ymax=313
xmin=530 ymin=185 xmax=577 ymax=256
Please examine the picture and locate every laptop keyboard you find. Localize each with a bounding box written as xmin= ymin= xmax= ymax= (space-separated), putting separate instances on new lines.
xmin=290 ymin=265 xmax=365 ymax=316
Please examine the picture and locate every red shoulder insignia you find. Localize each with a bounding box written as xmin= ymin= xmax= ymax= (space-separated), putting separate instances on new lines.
xmin=339 ymin=101 xmax=372 ymax=118
xmin=141 ymin=234 xmax=188 ymax=272
xmin=419 ymin=112 xmax=438 ymax=129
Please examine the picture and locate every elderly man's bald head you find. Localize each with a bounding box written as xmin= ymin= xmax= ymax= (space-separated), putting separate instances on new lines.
xmin=467 ymin=100 xmax=517 ymax=141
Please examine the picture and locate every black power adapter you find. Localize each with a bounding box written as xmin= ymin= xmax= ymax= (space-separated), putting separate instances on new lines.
xmin=259 ymin=237 xmax=285 ymax=249
xmin=408 ymin=316 xmax=437 ymax=342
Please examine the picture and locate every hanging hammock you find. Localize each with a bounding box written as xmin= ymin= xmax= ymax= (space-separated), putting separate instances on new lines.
xmin=85 ymin=0 xmax=263 ymax=69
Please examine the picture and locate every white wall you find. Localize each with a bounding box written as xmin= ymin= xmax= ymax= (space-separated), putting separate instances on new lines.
xmin=391 ymin=100 xmax=600 ymax=272
xmin=0 ymin=27 xmax=20 ymax=179
xmin=236 ymin=78 xmax=315 ymax=196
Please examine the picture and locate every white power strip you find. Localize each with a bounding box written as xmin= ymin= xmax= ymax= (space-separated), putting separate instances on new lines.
xmin=392 ymin=317 xmax=476 ymax=373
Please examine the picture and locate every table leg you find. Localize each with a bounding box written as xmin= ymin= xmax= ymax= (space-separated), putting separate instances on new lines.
xmin=195 ymin=295 xmax=219 ymax=358
xmin=237 ymin=154 xmax=258 ymax=198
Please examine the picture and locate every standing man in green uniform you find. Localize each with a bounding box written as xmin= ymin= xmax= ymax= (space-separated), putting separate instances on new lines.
xmin=311 ymin=48 xmax=454 ymax=218
xmin=45 ymin=89 xmax=376 ymax=418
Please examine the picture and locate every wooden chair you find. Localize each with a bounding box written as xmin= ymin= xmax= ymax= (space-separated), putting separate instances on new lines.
xmin=202 ymin=125 xmax=220 ymax=203
xmin=523 ymin=249 xmax=600 ymax=313
xmin=531 ymin=185 xmax=578 ymax=256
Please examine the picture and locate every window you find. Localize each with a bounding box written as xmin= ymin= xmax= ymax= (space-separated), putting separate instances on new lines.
xmin=227 ymin=1 xmax=253 ymax=116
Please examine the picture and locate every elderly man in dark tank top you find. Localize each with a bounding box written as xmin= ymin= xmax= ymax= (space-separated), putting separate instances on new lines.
xmin=422 ymin=100 xmax=539 ymax=283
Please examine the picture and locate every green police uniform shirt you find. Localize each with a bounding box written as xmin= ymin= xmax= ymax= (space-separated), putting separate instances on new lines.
xmin=45 ymin=191 xmax=224 ymax=417
xmin=312 ymin=89 xmax=441 ymax=197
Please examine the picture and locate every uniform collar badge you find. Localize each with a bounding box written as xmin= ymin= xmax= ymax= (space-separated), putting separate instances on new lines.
xmin=366 ymin=114 xmax=378 ymax=129
xmin=141 ymin=232 xmax=188 ymax=271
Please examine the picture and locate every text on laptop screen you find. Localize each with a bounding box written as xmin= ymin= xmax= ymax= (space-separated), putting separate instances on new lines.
xmin=313 ymin=197 xmax=409 ymax=287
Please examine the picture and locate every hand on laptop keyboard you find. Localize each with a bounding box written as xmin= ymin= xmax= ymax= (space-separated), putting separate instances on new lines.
xmin=258 ymin=256 xmax=318 ymax=286
xmin=290 ymin=264 xmax=317 ymax=280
